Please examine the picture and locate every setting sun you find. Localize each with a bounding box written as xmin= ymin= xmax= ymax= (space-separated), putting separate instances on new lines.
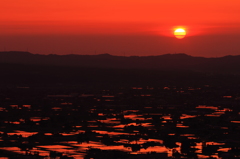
xmin=1 ymin=0 xmax=240 ymax=56
xmin=174 ymin=28 xmax=186 ymax=39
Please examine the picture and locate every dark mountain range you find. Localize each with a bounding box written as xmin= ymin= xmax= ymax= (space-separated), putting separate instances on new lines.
xmin=0 ymin=51 xmax=239 ymax=73
xmin=0 ymin=51 xmax=240 ymax=86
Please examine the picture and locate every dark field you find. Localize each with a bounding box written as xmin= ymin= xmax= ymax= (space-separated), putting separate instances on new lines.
xmin=0 ymin=65 xmax=240 ymax=159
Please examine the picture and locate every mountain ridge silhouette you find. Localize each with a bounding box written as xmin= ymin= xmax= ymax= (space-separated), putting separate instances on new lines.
xmin=0 ymin=51 xmax=239 ymax=72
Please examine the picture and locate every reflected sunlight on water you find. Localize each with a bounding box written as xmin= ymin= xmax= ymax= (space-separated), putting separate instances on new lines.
xmin=231 ymin=121 xmax=240 ymax=123
xmin=0 ymin=147 xmax=24 ymax=155
xmin=8 ymin=131 xmax=38 ymax=137
xmin=180 ymin=114 xmax=197 ymax=119
xmin=1 ymin=85 xmax=240 ymax=158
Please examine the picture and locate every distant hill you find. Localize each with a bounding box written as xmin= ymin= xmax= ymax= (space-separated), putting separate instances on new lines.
xmin=0 ymin=51 xmax=240 ymax=73
xmin=1 ymin=51 xmax=240 ymax=86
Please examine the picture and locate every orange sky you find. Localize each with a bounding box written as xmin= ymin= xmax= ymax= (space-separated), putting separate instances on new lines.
xmin=1 ymin=0 xmax=240 ymax=56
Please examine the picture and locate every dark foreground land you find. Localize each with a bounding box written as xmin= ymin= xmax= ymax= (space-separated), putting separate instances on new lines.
xmin=1 ymin=63 xmax=240 ymax=159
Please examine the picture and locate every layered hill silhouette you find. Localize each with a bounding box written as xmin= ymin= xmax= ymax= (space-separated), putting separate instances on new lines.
xmin=0 ymin=51 xmax=239 ymax=72
xmin=0 ymin=51 xmax=240 ymax=86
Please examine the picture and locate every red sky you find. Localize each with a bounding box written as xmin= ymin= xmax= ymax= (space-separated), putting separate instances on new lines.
xmin=1 ymin=0 xmax=240 ymax=57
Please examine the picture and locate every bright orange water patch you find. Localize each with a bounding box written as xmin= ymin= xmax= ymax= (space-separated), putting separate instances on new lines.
xmin=136 ymin=146 xmax=168 ymax=154
xmin=162 ymin=115 xmax=171 ymax=120
xmin=196 ymin=105 xmax=218 ymax=110
xmin=0 ymin=147 xmax=25 ymax=155
xmin=8 ymin=130 xmax=37 ymax=137
xmin=92 ymin=130 xmax=128 ymax=136
xmin=30 ymin=117 xmax=50 ymax=122
xmin=223 ymin=96 xmax=232 ymax=98
xmin=98 ymin=119 xmax=120 ymax=124
xmin=37 ymin=145 xmax=72 ymax=149
xmin=113 ymin=122 xmax=152 ymax=128
xmin=176 ymin=124 xmax=189 ymax=128
xmin=123 ymin=114 xmax=147 ymax=120
xmin=22 ymin=105 xmax=31 ymax=108
xmin=37 ymin=145 xmax=76 ymax=158
xmin=231 ymin=121 xmax=240 ymax=123
xmin=180 ymin=114 xmax=197 ymax=119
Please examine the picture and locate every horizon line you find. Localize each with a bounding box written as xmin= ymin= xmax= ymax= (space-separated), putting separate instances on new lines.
xmin=0 ymin=50 xmax=236 ymax=58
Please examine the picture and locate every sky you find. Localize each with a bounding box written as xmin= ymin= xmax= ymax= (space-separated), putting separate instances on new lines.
xmin=1 ymin=0 xmax=240 ymax=57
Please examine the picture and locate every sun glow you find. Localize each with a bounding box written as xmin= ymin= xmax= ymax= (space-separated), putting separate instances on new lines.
xmin=174 ymin=28 xmax=186 ymax=39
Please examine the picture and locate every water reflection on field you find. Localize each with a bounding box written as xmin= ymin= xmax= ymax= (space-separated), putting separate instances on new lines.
xmin=1 ymin=85 xmax=240 ymax=158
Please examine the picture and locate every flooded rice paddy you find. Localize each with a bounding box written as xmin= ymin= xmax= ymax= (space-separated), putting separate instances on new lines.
xmin=0 ymin=84 xmax=240 ymax=158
